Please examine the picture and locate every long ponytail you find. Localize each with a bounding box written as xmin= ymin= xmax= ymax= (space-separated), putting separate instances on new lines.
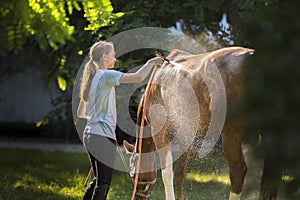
xmin=80 ymin=60 xmax=97 ymax=102
xmin=79 ymin=41 xmax=114 ymax=102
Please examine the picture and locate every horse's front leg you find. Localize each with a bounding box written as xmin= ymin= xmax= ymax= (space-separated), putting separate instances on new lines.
xmin=158 ymin=144 xmax=175 ymax=200
xmin=153 ymin=129 xmax=175 ymax=200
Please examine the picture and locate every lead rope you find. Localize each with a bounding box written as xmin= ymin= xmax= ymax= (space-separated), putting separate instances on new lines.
xmin=116 ymin=142 xmax=130 ymax=173
xmin=131 ymin=66 xmax=158 ymax=200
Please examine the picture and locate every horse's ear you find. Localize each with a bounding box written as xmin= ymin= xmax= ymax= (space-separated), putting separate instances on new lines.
xmin=123 ymin=140 xmax=135 ymax=154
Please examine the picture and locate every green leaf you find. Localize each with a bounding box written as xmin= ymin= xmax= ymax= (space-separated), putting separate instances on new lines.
xmin=115 ymin=12 xmax=124 ymax=18
xmin=35 ymin=121 xmax=43 ymax=127
xmin=57 ymin=76 xmax=67 ymax=91
xmin=101 ymin=0 xmax=113 ymax=12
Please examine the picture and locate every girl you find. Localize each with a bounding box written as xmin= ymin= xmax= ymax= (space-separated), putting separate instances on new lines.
xmin=77 ymin=40 xmax=164 ymax=200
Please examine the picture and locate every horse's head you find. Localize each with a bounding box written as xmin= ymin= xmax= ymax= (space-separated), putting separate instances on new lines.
xmin=123 ymin=140 xmax=157 ymax=200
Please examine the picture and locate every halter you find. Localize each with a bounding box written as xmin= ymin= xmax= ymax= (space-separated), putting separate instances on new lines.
xmin=135 ymin=178 xmax=157 ymax=198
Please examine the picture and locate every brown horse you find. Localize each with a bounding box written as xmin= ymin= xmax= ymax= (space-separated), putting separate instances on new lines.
xmin=124 ymin=47 xmax=254 ymax=200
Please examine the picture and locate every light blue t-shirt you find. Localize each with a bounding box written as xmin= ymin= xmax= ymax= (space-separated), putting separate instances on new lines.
xmin=84 ymin=70 xmax=123 ymax=140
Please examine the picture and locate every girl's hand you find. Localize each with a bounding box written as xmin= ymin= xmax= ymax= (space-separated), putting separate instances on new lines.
xmin=147 ymin=57 xmax=164 ymax=65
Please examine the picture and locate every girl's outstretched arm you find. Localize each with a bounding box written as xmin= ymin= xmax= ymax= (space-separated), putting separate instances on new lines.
xmin=119 ymin=57 xmax=164 ymax=83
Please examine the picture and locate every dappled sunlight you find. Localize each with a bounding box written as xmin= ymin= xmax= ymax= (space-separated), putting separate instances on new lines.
xmin=186 ymin=172 xmax=230 ymax=185
xmin=0 ymin=148 xmax=91 ymax=199
xmin=13 ymin=173 xmax=39 ymax=190
xmin=12 ymin=172 xmax=84 ymax=198
xmin=282 ymin=175 xmax=294 ymax=182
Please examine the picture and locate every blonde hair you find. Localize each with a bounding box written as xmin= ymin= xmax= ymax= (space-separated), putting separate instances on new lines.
xmin=80 ymin=41 xmax=114 ymax=102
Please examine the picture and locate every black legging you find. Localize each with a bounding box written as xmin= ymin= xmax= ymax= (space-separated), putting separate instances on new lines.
xmin=83 ymin=133 xmax=116 ymax=186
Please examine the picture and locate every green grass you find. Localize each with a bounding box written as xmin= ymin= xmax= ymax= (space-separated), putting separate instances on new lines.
xmin=0 ymin=148 xmax=89 ymax=200
xmin=0 ymin=147 xmax=289 ymax=200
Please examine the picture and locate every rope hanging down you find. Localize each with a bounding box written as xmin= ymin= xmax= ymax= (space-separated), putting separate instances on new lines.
xmin=131 ymin=66 xmax=158 ymax=200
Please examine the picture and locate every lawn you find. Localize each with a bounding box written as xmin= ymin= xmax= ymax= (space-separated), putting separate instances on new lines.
xmin=0 ymin=146 xmax=288 ymax=200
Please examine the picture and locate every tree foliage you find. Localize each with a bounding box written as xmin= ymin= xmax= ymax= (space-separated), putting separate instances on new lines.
xmin=0 ymin=0 xmax=123 ymax=52
xmin=0 ymin=0 xmax=124 ymax=90
xmin=1 ymin=0 xmax=73 ymax=52
xmin=236 ymin=0 xmax=300 ymax=197
xmin=112 ymin=0 xmax=272 ymax=48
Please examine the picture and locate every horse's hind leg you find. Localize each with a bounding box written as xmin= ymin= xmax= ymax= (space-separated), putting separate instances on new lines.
xmin=174 ymin=147 xmax=192 ymax=200
xmin=222 ymin=130 xmax=247 ymax=200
